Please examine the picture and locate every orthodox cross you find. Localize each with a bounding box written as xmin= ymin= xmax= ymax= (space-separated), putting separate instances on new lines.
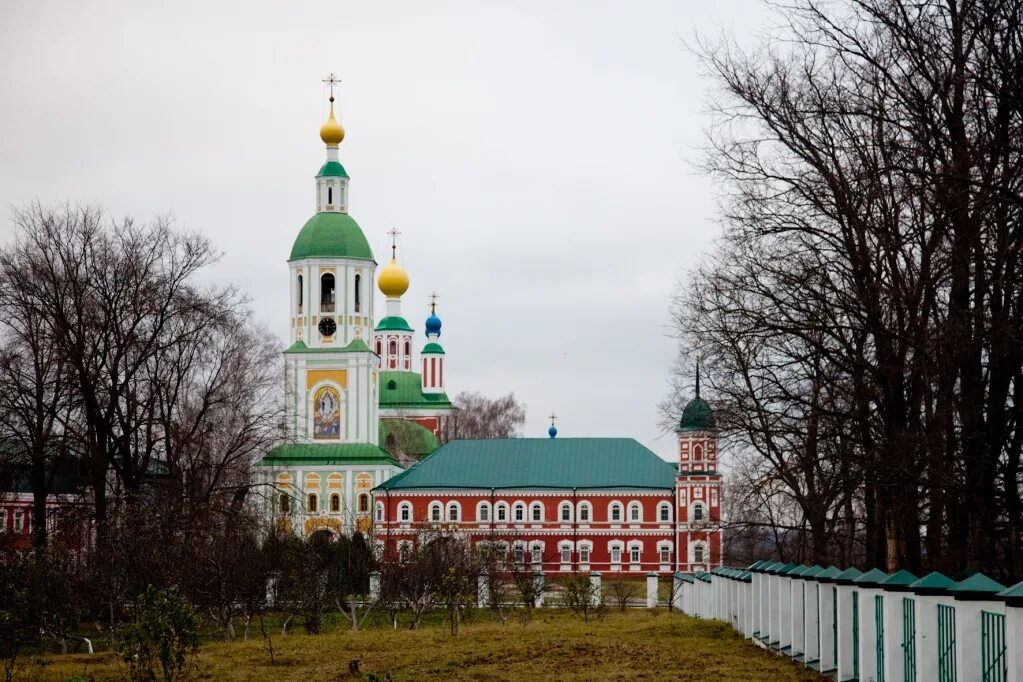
xmin=549 ymin=412 xmax=557 ymax=427
xmin=387 ymin=228 xmax=402 ymax=259
xmin=429 ymin=291 xmax=440 ymax=314
xmin=322 ymin=73 xmax=341 ymax=100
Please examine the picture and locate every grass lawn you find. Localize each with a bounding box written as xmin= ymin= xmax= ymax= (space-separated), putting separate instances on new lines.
xmin=24 ymin=610 xmax=825 ymax=681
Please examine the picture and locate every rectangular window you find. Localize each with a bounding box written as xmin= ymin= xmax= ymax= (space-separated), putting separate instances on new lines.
xmin=630 ymin=547 xmax=641 ymax=564
xmin=531 ymin=546 xmax=542 ymax=565
xmin=660 ymin=547 xmax=670 ymax=564
xmin=579 ymin=546 xmax=590 ymax=564
xmin=611 ymin=546 xmax=621 ymax=564
xmin=0 ymin=510 xmax=6 ymax=529
xmin=449 ymin=506 xmax=458 ymax=521
xmin=14 ymin=512 xmax=24 ymax=533
xmin=561 ymin=546 xmax=571 ymax=564
xmin=514 ymin=546 xmax=524 ymax=565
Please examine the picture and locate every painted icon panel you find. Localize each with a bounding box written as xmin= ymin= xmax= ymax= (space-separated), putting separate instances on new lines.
xmin=313 ymin=386 xmax=341 ymax=439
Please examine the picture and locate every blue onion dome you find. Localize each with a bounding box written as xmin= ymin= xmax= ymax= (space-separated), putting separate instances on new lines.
xmin=548 ymin=425 xmax=558 ymax=439
xmin=425 ymin=312 xmax=442 ymax=336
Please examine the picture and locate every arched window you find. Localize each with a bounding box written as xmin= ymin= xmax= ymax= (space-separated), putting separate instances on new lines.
xmin=559 ymin=502 xmax=572 ymax=522
xmin=530 ymin=502 xmax=543 ymax=522
xmin=404 ymin=340 xmax=411 ymax=356
xmin=447 ymin=502 xmax=460 ymax=522
xmin=659 ymin=544 xmax=671 ymax=564
xmin=694 ymin=444 xmax=703 ymax=461
xmin=609 ymin=502 xmax=623 ymax=522
xmin=628 ymin=502 xmax=642 ymax=522
xmin=354 ymin=274 xmax=361 ymax=312
xmin=531 ymin=545 xmax=542 ymax=565
xmin=389 ymin=340 xmax=397 ymax=356
xmin=375 ymin=339 xmax=382 ymax=356
xmin=609 ymin=543 xmax=623 ymax=564
xmin=477 ymin=502 xmax=491 ymax=522
xmin=398 ymin=502 xmax=412 ymax=522
xmin=629 ymin=543 xmax=642 ymax=564
xmin=330 ymin=494 xmax=341 ymax=512
xmin=692 ymin=503 xmax=705 ymax=522
xmin=658 ymin=502 xmax=671 ymax=522
xmin=694 ymin=544 xmax=705 ymax=564
xmin=398 ymin=542 xmax=411 ymax=562
xmin=577 ymin=501 xmax=591 ymax=522
xmin=279 ymin=494 xmax=291 ymax=514
xmin=430 ymin=502 xmax=442 ymax=522
xmin=513 ymin=502 xmax=526 ymax=522
xmin=375 ymin=502 xmax=384 ymax=522
xmin=307 ymin=494 xmax=318 ymax=513
xmin=328 ymin=186 xmax=333 ymax=204
xmin=297 ymin=274 xmax=304 ymax=309
xmin=320 ymin=273 xmax=335 ymax=312
xmin=495 ymin=503 xmax=508 ymax=522
xmin=358 ymin=493 xmax=370 ymax=513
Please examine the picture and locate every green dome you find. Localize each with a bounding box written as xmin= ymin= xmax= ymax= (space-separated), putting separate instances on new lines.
xmin=290 ymin=212 xmax=374 ymax=261
xmin=678 ymin=397 xmax=713 ymax=432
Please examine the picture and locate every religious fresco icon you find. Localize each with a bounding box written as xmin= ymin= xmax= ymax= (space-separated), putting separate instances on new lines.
xmin=313 ymin=386 xmax=341 ymax=439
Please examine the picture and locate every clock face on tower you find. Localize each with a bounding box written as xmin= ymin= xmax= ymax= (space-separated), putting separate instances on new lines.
xmin=318 ymin=318 xmax=337 ymax=337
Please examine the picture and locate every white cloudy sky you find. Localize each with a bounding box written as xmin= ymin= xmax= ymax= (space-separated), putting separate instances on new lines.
xmin=1 ymin=1 xmax=772 ymax=460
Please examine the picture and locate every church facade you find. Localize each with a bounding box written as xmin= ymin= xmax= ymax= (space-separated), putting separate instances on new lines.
xmin=258 ymin=91 xmax=722 ymax=573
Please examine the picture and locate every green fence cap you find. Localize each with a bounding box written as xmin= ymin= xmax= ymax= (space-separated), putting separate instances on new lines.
xmin=950 ymin=573 xmax=1006 ymax=601
xmin=853 ymin=568 xmax=890 ymax=587
xmin=834 ymin=567 xmax=864 ymax=585
xmin=774 ymin=562 xmax=797 ymax=575
xmin=801 ymin=565 xmax=825 ymax=579
xmin=909 ymin=571 xmax=956 ymax=595
xmin=997 ymin=580 xmax=1023 ymax=607
xmin=879 ymin=569 xmax=919 ymax=592
xmin=815 ymin=566 xmax=843 ymax=582
xmin=788 ymin=564 xmax=811 ymax=578
xmin=748 ymin=559 xmax=767 ymax=570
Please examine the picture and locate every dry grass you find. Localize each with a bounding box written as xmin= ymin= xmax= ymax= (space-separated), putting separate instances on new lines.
xmin=25 ymin=610 xmax=825 ymax=681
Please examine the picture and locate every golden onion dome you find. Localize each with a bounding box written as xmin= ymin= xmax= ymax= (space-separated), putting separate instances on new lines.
xmin=319 ymin=97 xmax=345 ymax=146
xmin=378 ymin=257 xmax=410 ymax=298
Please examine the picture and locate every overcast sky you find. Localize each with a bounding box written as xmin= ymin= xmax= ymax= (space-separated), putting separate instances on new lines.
xmin=1 ymin=1 xmax=772 ymax=460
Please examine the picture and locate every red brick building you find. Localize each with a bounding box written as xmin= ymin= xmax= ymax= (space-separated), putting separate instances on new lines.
xmin=374 ymin=393 xmax=722 ymax=574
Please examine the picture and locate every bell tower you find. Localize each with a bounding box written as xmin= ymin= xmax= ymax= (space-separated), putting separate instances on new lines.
xmin=675 ymin=356 xmax=722 ymax=572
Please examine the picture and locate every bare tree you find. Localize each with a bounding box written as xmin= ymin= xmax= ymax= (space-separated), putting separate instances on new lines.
xmin=443 ymin=392 xmax=526 ymax=442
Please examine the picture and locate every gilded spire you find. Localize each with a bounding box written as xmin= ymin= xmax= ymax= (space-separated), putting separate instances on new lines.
xmin=319 ymin=74 xmax=345 ymax=146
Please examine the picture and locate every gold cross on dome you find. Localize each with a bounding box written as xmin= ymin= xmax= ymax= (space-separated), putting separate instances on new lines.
xmin=322 ymin=73 xmax=341 ymax=99
xmin=387 ymin=228 xmax=402 ymax=258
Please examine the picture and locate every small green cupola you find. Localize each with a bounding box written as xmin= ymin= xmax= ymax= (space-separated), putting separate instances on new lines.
xmin=677 ymin=356 xmax=714 ymax=432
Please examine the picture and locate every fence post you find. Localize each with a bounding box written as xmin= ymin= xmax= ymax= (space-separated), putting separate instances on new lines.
xmin=909 ymin=571 xmax=957 ymax=682
xmin=788 ymin=566 xmax=810 ymax=660
xmin=998 ymin=581 xmax=1023 ymax=682
xmin=673 ymin=572 xmax=685 ymax=612
xmin=589 ymin=571 xmax=602 ymax=607
xmin=834 ymin=567 xmax=863 ymax=681
xmin=778 ymin=565 xmax=796 ymax=653
xmin=949 ymin=573 xmax=1006 ymax=682
xmin=533 ymin=571 xmax=545 ymax=608
xmin=647 ymin=572 xmax=659 ymax=608
xmin=742 ymin=570 xmax=756 ymax=639
xmin=816 ymin=567 xmax=842 ymax=674
xmin=760 ymin=562 xmax=778 ymax=643
xmin=801 ymin=566 xmax=824 ymax=668
xmin=478 ymin=569 xmax=490 ymax=608
xmin=852 ymin=569 xmax=889 ymax=682
xmin=878 ymin=569 xmax=918 ymax=682
xmin=750 ymin=562 xmax=765 ymax=639
xmin=369 ymin=571 xmax=381 ymax=601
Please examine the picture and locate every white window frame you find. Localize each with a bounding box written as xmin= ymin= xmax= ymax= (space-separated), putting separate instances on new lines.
xmin=13 ymin=511 xmax=24 ymax=533
xmin=496 ymin=502 xmax=509 ymax=522
xmin=446 ymin=501 xmax=461 ymax=522
xmin=628 ymin=541 xmax=643 ymax=565
xmin=398 ymin=501 xmax=412 ymax=522
xmin=577 ymin=501 xmax=591 ymax=522
xmin=513 ymin=502 xmax=526 ymax=522
xmin=657 ymin=541 xmax=673 ymax=565
xmin=657 ymin=502 xmax=672 ymax=523
xmin=578 ymin=542 xmax=592 ymax=565
xmin=559 ymin=502 xmax=573 ymax=522
xmin=477 ymin=501 xmax=491 ymax=523
xmin=530 ymin=502 xmax=543 ymax=522
xmin=0 ymin=509 xmax=6 ymax=531
xmin=429 ymin=501 xmax=442 ymax=522
xmin=609 ymin=542 xmax=623 ymax=564
xmin=559 ymin=542 xmax=573 ymax=565
xmin=691 ymin=502 xmax=706 ymax=523
xmin=628 ymin=501 xmax=642 ymax=522
xmin=609 ymin=501 xmax=623 ymax=523
xmin=375 ymin=501 xmax=384 ymax=522
xmin=530 ymin=543 xmax=543 ymax=566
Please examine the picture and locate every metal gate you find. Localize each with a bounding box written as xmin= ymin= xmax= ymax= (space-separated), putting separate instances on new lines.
xmin=875 ymin=594 xmax=885 ymax=682
xmin=981 ymin=610 xmax=1007 ymax=682
xmin=937 ymin=603 xmax=956 ymax=682
xmin=852 ymin=591 xmax=860 ymax=679
xmin=902 ymin=597 xmax=916 ymax=682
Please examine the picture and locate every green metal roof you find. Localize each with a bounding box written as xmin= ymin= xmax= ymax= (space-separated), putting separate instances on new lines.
xmin=283 ymin=339 xmax=373 ymax=354
xmin=678 ymin=397 xmax=713 ymax=432
xmin=290 ymin=212 xmax=374 ymax=261
xmin=853 ymin=568 xmax=889 ymax=587
xmin=376 ymin=437 xmax=678 ymax=491
xmin=421 ymin=342 xmax=445 ymax=355
xmin=380 ymin=371 xmax=452 ymax=410
xmin=317 ymin=160 xmax=349 ymax=178
xmin=375 ymin=316 xmax=413 ymax=332
xmin=259 ymin=442 xmax=398 ymax=467
xmin=379 ymin=419 xmax=440 ymax=457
